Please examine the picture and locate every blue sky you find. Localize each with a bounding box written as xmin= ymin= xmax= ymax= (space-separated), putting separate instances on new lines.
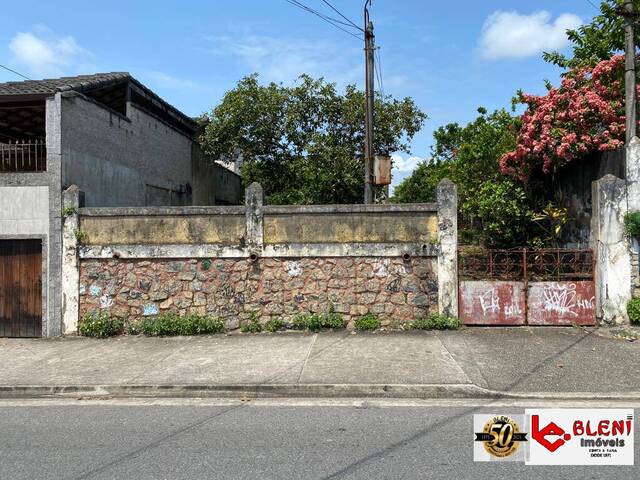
xmin=0 ymin=1 xmax=600 ymax=189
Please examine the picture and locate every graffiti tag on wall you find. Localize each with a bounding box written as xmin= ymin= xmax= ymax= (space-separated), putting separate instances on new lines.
xmin=459 ymin=281 xmax=527 ymax=325
xmin=528 ymin=281 xmax=596 ymax=325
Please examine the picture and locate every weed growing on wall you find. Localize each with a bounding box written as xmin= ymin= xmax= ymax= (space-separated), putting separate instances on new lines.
xmin=79 ymin=311 xmax=124 ymax=337
xmin=74 ymin=229 xmax=88 ymax=244
xmin=62 ymin=205 xmax=77 ymax=217
xmin=354 ymin=313 xmax=380 ymax=331
xmin=411 ymin=314 xmax=460 ymax=330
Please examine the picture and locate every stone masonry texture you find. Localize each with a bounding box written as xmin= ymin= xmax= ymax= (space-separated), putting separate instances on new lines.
xmin=79 ymin=257 xmax=438 ymax=329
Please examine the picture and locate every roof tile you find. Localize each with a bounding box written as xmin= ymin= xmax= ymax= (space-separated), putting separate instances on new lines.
xmin=0 ymin=72 xmax=131 ymax=96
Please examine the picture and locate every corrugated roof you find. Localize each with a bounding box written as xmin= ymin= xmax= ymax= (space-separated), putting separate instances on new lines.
xmin=0 ymin=72 xmax=130 ymax=96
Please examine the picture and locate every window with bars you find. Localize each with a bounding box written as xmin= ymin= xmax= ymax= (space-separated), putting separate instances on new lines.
xmin=0 ymin=139 xmax=47 ymax=172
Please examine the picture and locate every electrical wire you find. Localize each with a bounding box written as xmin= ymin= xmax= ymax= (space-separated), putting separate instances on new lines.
xmin=287 ymin=0 xmax=362 ymax=34
xmin=286 ymin=0 xmax=355 ymax=29
xmin=375 ymin=48 xmax=385 ymax=97
xmin=284 ymin=0 xmax=363 ymax=39
xmin=586 ymin=0 xmax=600 ymax=11
xmin=0 ymin=63 xmax=31 ymax=81
xmin=319 ymin=0 xmax=363 ymax=31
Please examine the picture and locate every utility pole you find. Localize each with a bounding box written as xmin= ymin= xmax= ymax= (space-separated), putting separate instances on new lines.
xmin=363 ymin=0 xmax=375 ymax=204
xmin=625 ymin=0 xmax=637 ymax=144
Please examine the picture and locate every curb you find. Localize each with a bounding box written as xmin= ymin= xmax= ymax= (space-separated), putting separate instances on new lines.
xmin=1 ymin=384 xmax=640 ymax=401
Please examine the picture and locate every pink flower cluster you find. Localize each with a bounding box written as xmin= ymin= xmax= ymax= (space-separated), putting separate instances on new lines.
xmin=500 ymin=55 xmax=633 ymax=180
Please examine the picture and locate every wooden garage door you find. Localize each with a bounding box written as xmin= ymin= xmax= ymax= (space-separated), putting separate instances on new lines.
xmin=0 ymin=240 xmax=42 ymax=337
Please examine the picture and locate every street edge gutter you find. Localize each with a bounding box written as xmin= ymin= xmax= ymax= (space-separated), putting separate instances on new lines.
xmin=1 ymin=384 xmax=640 ymax=401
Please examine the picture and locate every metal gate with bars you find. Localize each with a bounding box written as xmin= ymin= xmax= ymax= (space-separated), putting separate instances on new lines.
xmin=0 ymin=240 xmax=43 ymax=337
xmin=458 ymin=248 xmax=596 ymax=326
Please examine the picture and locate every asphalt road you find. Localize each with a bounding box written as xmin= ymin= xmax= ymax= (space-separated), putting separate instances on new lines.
xmin=0 ymin=399 xmax=637 ymax=480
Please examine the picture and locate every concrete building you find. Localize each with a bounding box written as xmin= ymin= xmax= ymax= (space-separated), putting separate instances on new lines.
xmin=0 ymin=73 xmax=242 ymax=337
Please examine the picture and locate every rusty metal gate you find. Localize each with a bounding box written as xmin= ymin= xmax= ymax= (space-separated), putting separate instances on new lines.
xmin=458 ymin=249 xmax=595 ymax=326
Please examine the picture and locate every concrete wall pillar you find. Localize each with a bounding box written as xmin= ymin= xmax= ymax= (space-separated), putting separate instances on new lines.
xmin=61 ymin=185 xmax=83 ymax=333
xmin=437 ymin=178 xmax=458 ymax=317
xmin=626 ymin=137 xmax=640 ymax=209
xmin=245 ymin=182 xmax=264 ymax=254
xmin=626 ymin=137 xmax=640 ymax=296
xmin=45 ymin=93 xmax=64 ymax=336
xmin=591 ymin=174 xmax=631 ymax=324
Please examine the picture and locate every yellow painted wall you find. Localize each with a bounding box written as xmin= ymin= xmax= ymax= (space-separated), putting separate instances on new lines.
xmin=263 ymin=213 xmax=438 ymax=244
xmin=80 ymin=215 xmax=245 ymax=245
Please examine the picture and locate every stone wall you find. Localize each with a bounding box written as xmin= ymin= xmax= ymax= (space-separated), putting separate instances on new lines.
xmin=64 ymin=181 xmax=458 ymax=333
xmin=78 ymin=256 xmax=438 ymax=328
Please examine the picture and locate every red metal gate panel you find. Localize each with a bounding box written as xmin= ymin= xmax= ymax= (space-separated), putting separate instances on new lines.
xmin=459 ymin=281 xmax=526 ymax=325
xmin=458 ymin=248 xmax=595 ymax=326
xmin=527 ymin=281 xmax=596 ymax=326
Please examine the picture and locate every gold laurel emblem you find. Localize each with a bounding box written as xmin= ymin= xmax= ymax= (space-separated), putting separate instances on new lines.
xmin=481 ymin=415 xmax=522 ymax=458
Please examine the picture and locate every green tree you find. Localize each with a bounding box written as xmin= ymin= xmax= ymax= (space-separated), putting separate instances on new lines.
xmin=544 ymin=0 xmax=640 ymax=70
xmin=200 ymin=74 xmax=426 ymax=204
xmin=393 ymin=109 xmax=539 ymax=247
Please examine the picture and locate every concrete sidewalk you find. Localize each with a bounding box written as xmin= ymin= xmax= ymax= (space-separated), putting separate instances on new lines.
xmin=0 ymin=327 xmax=638 ymax=399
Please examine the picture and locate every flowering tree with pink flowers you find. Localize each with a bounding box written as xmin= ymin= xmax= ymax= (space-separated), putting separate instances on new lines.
xmin=500 ymin=55 xmax=634 ymax=180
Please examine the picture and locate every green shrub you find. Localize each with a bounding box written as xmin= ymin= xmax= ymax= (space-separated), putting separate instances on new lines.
xmin=265 ymin=318 xmax=285 ymax=333
xmin=625 ymin=212 xmax=640 ymax=238
xmin=292 ymin=309 xmax=346 ymax=332
xmin=138 ymin=313 xmax=224 ymax=336
xmin=126 ymin=321 xmax=141 ymax=336
xmin=411 ymin=314 xmax=461 ymax=331
xmin=354 ymin=313 xmax=380 ymax=331
xmin=292 ymin=313 xmax=323 ymax=332
xmin=241 ymin=313 xmax=263 ymax=333
xmin=79 ymin=311 xmax=124 ymax=337
xmin=322 ymin=308 xmax=345 ymax=329
xmin=627 ymin=298 xmax=640 ymax=325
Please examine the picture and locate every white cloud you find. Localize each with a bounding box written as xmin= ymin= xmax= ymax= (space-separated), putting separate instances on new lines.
xmin=479 ymin=10 xmax=582 ymax=60
xmin=8 ymin=25 xmax=93 ymax=77
xmin=200 ymin=34 xmax=361 ymax=85
xmin=392 ymin=153 xmax=424 ymax=173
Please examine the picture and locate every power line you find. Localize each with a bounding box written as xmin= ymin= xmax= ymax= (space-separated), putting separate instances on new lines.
xmin=375 ymin=48 xmax=385 ymax=97
xmin=586 ymin=0 xmax=600 ymax=11
xmin=0 ymin=63 xmax=31 ymax=81
xmin=292 ymin=0 xmax=360 ymax=30
xmin=285 ymin=0 xmax=358 ymax=35
xmin=284 ymin=0 xmax=363 ymax=39
xmin=292 ymin=0 xmax=356 ymax=29
xmin=319 ymin=0 xmax=363 ymax=31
